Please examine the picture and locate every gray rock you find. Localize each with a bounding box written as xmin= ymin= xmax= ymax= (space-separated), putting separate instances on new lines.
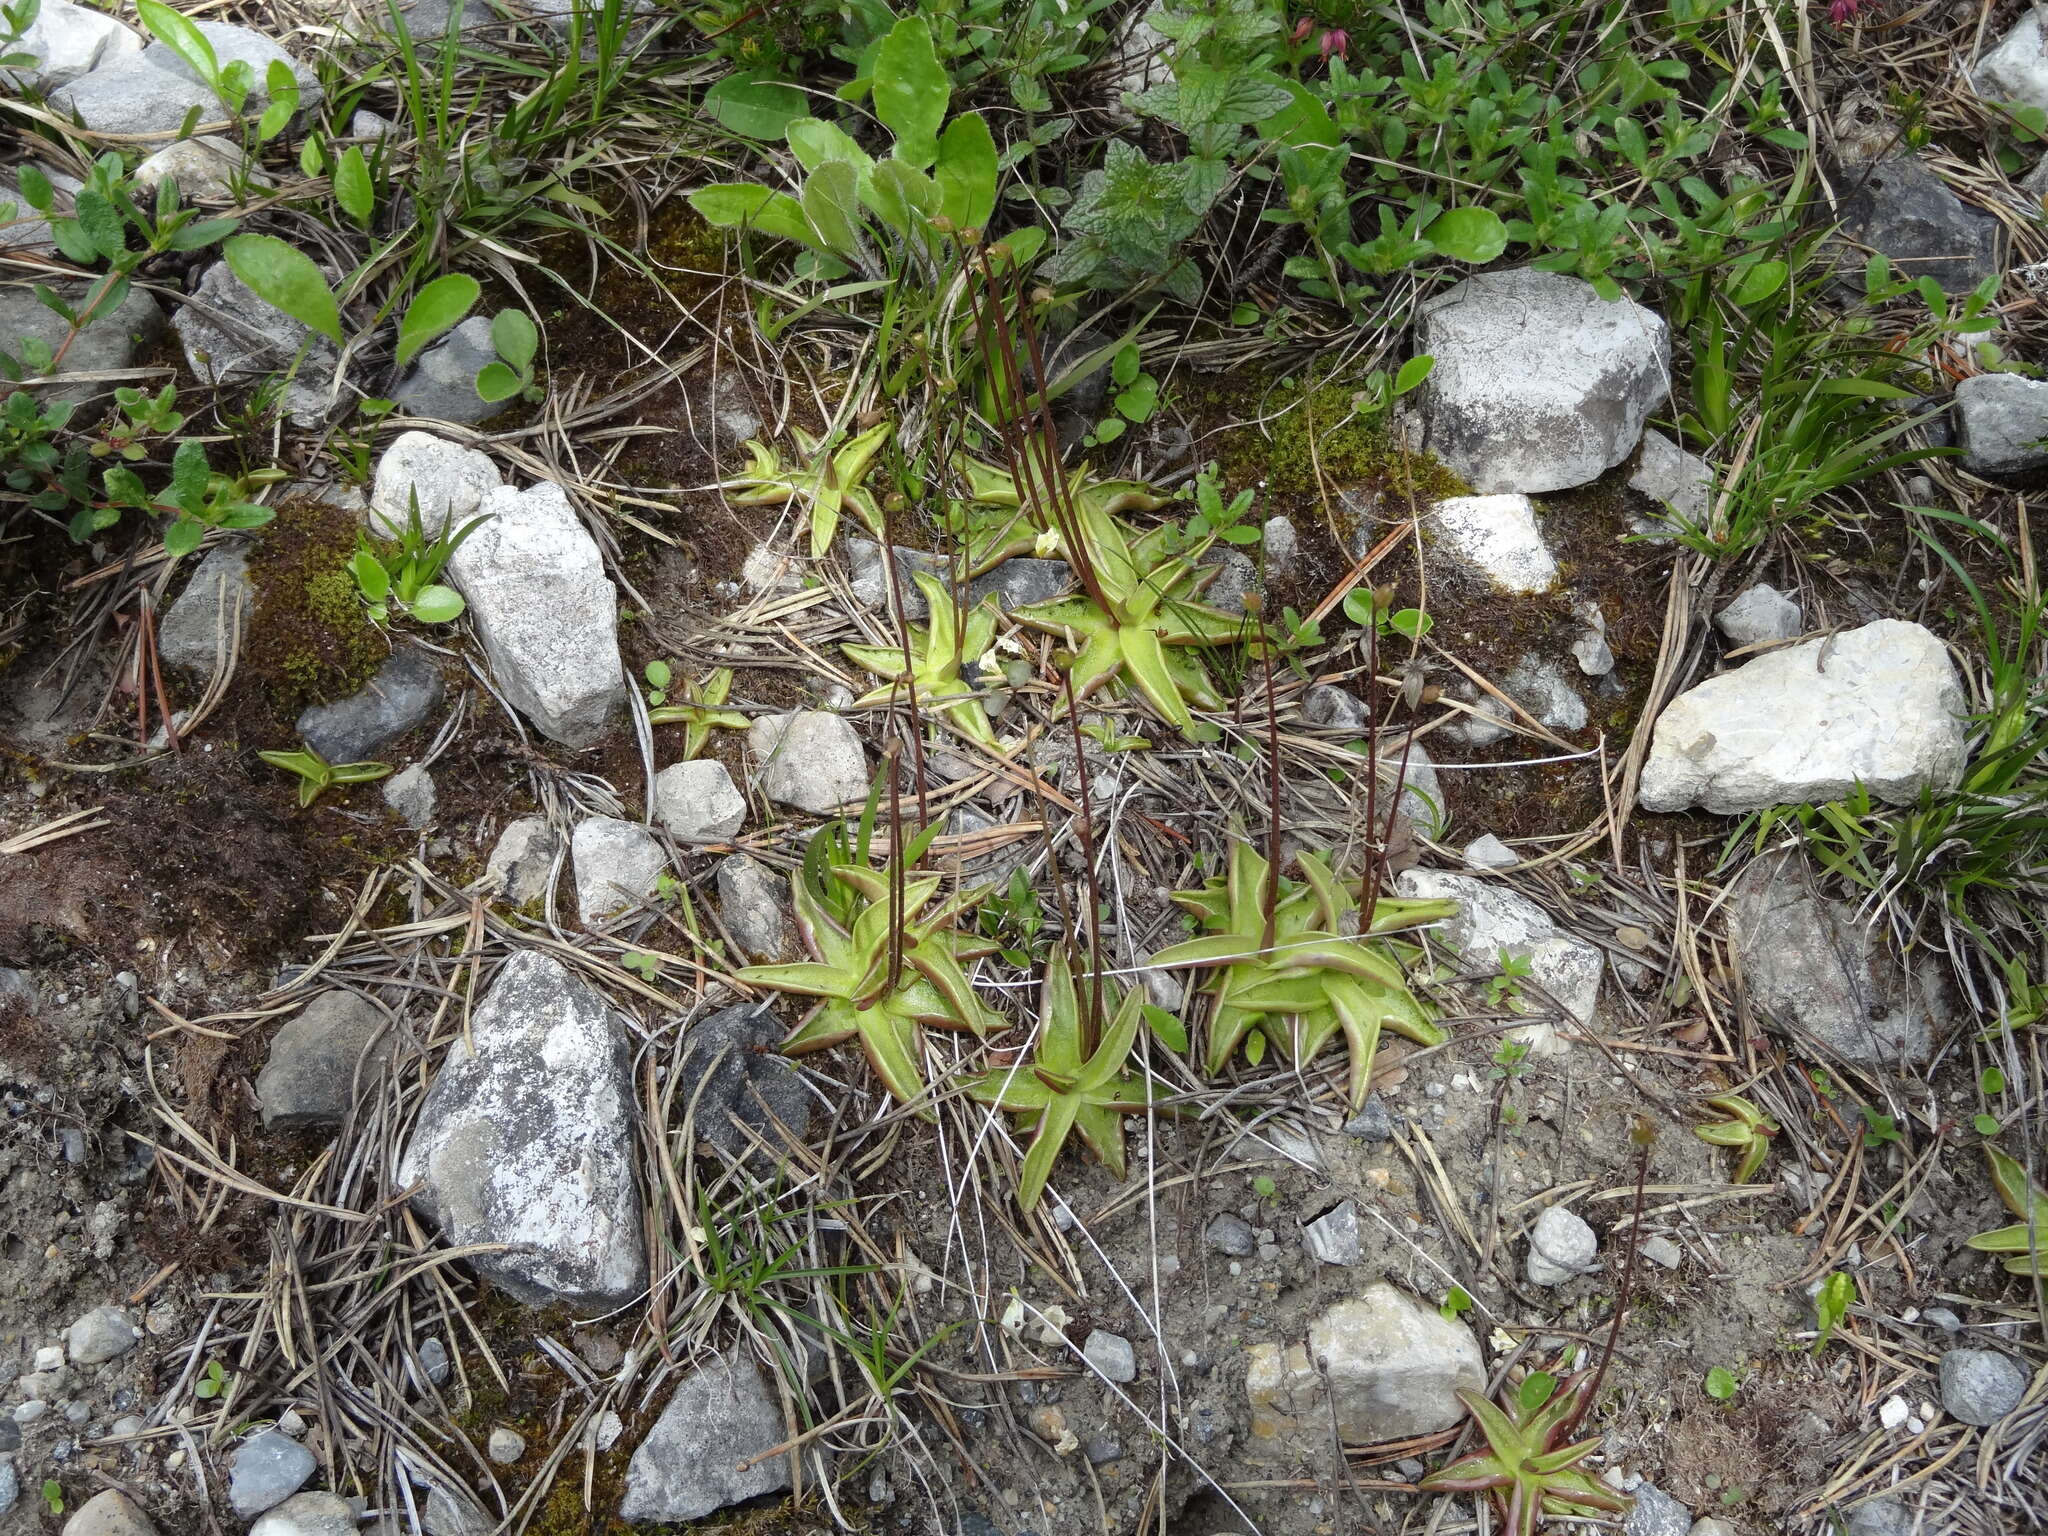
xmin=1640 ymin=1235 xmax=1683 ymax=1270
xmin=370 ymin=431 xmax=501 ymax=537
xmin=1342 ymin=1093 xmax=1396 ymax=1142
xmin=397 ymin=950 xmax=646 ymax=1310
xmin=1629 ymin=428 xmax=1712 ymax=525
xmin=1428 ymin=494 xmax=1559 ymax=593
xmin=66 ymin=1305 xmax=138 ymax=1366
xmin=297 ymin=649 xmax=444 ymax=764
xmin=1418 ymin=268 xmax=1671 ymax=494
xmin=1844 ymin=1497 xmax=1914 ymax=1536
xmin=1526 ymin=1205 xmax=1598 ymax=1286
xmin=1836 ymin=156 xmax=2000 ymax=296
xmin=47 ymin=52 xmax=214 ymax=135
xmin=173 ymin=259 xmax=340 ymax=426
xmin=1300 ymin=684 xmax=1366 ymax=733
xmin=1939 ymin=1347 xmax=2028 ymax=1426
xmin=1687 ymin=1520 xmax=1737 ymax=1536
xmin=1639 ymin=620 xmax=1966 ymax=814
xmin=487 ymin=1426 xmax=526 ymax=1464
xmin=1247 ymin=1283 xmax=1485 ymax=1445
xmin=249 ymin=1491 xmax=356 ymax=1536
xmin=672 ymin=1002 xmax=811 ymax=1164
xmin=0 ymin=1415 xmax=19 ymax=1451
xmin=143 ymin=19 xmax=320 ymax=103
xmin=968 ymin=558 xmax=1073 ymax=612
xmin=0 ymin=1462 xmax=14 ymax=1520
xmin=1262 ymin=516 xmax=1298 ymax=575
xmin=571 ymin=816 xmax=666 ymax=924
xmin=1624 ymin=1484 xmax=1692 ymax=1536
xmin=750 ymin=711 xmax=868 ymax=812
xmin=3 ymin=0 xmax=142 ymax=90
xmin=60 ymin=1491 xmax=158 ymax=1536
xmin=1571 ymin=618 xmax=1615 ymax=677
xmin=1501 ymin=656 xmax=1587 ymax=733
xmin=0 ymin=279 xmax=165 ymax=411
xmin=0 ymin=173 xmax=58 ymax=254
xmin=1395 ymin=869 xmax=1604 ymax=1030
xmin=229 ymin=1429 xmax=317 ymax=1518
xmin=619 ymin=1349 xmax=792 ymax=1522
xmin=448 ymin=481 xmax=626 ymax=747
xmin=1922 ymin=1306 xmax=1963 ymax=1332
xmin=1955 ymin=372 xmax=2048 ymax=479
xmin=417 ymin=1337 xmax=450 ymax=1387
xmin=383 ymin=764 xmax=436 ymax=828
xmin=1714 ymin=584 xmax=1802 ymax=648
xmin=716 ymin=854 xmax=788 ymax=961
xmin=1974 ymin=10 xmax=2048 ymax=109
xmin=1728 ymin=850 xmax=1943 ymax=1064
xmin=256 ymin=990 xmax=395 ymax=1129
xmin=393 ymin=316 xmax=507 ymax=425
xmin=131 ymin=137 xmax=261 ymax=202
xmin=1302 ymin=1202 xmax=1362 ymax=1266
xmin=485 ymin=817 xmax=559 ymax=908
xmin=1201 ymin=548 xmax=1259 ymax=614
xmin=652 ymin=759 xmax=746 ymax=842
xmin=1083 ymin=1330 xmax=1138 ymax=1384
xmin=157 ymin=541 xmax=253 ymax=673
xmin=845 ymin=539 xmax=951 ymax=617
xmin=1463 ymin=834 xmax=1517 ymax=870
xmin=1204 ymin=1212 xmax=1255 ymax=1257
xmin=1083 ymin=1435 xmax=1122 ymax=1466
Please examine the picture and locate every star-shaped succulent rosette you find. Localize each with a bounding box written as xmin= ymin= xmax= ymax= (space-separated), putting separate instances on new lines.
xmin=1151 ymin=843 xmax=1453 ymax=1108
xmin=840 ymin=571 xmax=1002 ymax=747
xmin=966 ymin=947 xmax=1162 ymax=1212
xmin=1419 ymin=1367 xmax=1631 ymax=1536
xmin=724 ymin=419 xmax=891 ymax=558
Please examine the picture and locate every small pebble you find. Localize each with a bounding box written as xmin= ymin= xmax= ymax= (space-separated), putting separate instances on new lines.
xmin=1939 ymin=1348 xmax=2028 ymax=1426
xmin=1082 ymin=1331 xmax=1137 ymax=1385
xmin=33 ymin=1346 xmax=64 ymax=1373
xmin=1204 ymin=1214 xmax=1254 ymax=1257
xmin=487 ymin=1426 xmax=526 ymax=1465
xmin=1639 ymin=1236 xmax=1683 ymax=1270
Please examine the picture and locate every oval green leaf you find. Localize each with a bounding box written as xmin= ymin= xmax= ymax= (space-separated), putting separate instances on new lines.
xmin=222 ymin=233 xmax=342 ymax=343
xmin=490 ymin=308 xmax=537 ymax=371
xmin=396 ymin=273 xmax=480 ymax=368
xmin=873 ymin=16 xmax=948 ymax=170
xmin=334 ymin=145 xmax=374 ymax=228
xmin=703 ymin=71 xmax=809 ymax=142
xmin=934 ymin=111 xmax=997 ymax=231
xmin=1425 ymin=206 xmax=1508 ymax=265
xmin=409 ymin=585 xmax=465 ymax=623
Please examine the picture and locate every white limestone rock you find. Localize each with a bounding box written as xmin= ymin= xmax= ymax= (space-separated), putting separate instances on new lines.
xmin=1638 ymin=620 xmax=1966 ymax=814
xmin=1395 ymin=869 xmax=1602 ymax=1040
xmin=1428 ymin=494 xmax=1558 ymax=594
xmin=571 ymin=817 xmax=666 ymax=924
xmin=1714 ymin=584 xmax=1803 ymax=648
xmin=370 ymin=431 xmax=502 ymax=537
xmin=652 ymin=759 xmax=747 ymax=842
xmin=749 ymin=711 xmax=868 ymax=812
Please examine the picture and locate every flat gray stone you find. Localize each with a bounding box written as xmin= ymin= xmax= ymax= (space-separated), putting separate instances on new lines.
xmin=0 ymin=279 xmax=166 ymax=411
xmin=1836 ymin=156 xmax=2000 ymax=296
xmin=393 ymin=316 xmax=508 ymax=425
xmin=1714 ymin=584 xmax=1802 ymax=648
xmin=48 ymin=52 xmax=215 ymax=135
xmin=652 ymin=759 xmax=746 ymax=842
xmin=66 ymin=1304 xmax=139 ymax=1365
xmin=158 ymin=541 xmax=253 ymax=674
xmin=448 ymin=481 xmax=626 ymax=747
xmin=257 ymin=990 xmax=396 ymax=1130
xmin=382 ymin=763 xmax=436 ymax=827
xmin=750 ymin=711 xmax=867 ymax=813
xmin=1204 ymin=1212 xmax=1255 ymax=1256
xmin=1629 ymin=428 xmax=1712 ymax=526
xmin=174 ymin=258 xmax=340 ymax=426
xmin=845 ymin=538 xmax=950 ymax=618
xmin=673 ymin=1002 xmax=811 ymax=1164
xmin=484 ymin=817 xmax=560 ymax=908
xmin=296 ymin=649 xmax=444 ymax=764
xmin=1939 ymin=1347 xmax=2027 ymax=1426
xmin=141 ymin=19 xmax=320 ymax=108
xmin=571 ymin=816 xmax=666 ymax=924
xmin=228 ymin=1429 xmax=316 ymax=1518
xmin=397 ymin=950 xmax=646 ymax=1310
xmin=1956 ymin=372 xmax=2048 ymax=479
xmin=1342 ymin=1093 xmax=1396 ymax=1142
xmin=1302 ymin=1202 xmax=1362 ymax=1266
xmin=619 ymin=1349 xmax=792 ymax=1522
xmin=716 ymin=853 xmax=788 ymax=961
xmin=970 ymin=558 xmax=1073 ymax=612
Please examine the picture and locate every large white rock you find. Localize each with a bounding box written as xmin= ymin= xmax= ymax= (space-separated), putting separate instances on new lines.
xmin=749 ymin=711 xmax=868 ymax=812
xmin=1 ymin=0 xmax=142 ymax=91
xmin=370 ymin=431 xmax=501 ymax=537
xmin=620 ymin=1349 xmax=792 ymax=1522
xmin=571 ymin=817 xmax=666 ymax=924
xmin=1638 ymin=620 xmax=1966 ymax=814
xmin=448 ymin=482 xmax=625 ymax=747
xmin=397 ymin=950 xmax=645 ymax=1310
xmin=1972 ymin=10 xmax=2048 ymax=111
xmin=1395 ymin=869 xmax=1602 ymax=1042
xmin=1247 ymin=1283 xmax=1484 ymax=1450
xmin=1428 ymin=494 xmax=1558 ymax=593
xmin=652 ymin=759 xmax=746 ymax=842
xmin=1418 ymin=268 xmax=1670 ymax=494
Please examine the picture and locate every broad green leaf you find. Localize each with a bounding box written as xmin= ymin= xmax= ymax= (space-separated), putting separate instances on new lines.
xmin=872 ymin=16 xmax=947 ymax=170
xmin=134 ymin=0 xmax=221 ymax=93
xmin=256 ymin=58 xmax=297 ymax=142
xmin=702 ymin=71 xmax=808 ymax=142
xmin=490 ymin=308 xmax=537 ymax=371
xmin=71 ymin=189 xmax=124 ymax=260
xmin=474 ymin=361 xmax=520 ymax=402
xmin=222 ymin=233 xmax=342 ymax=343
xmin=689 ymin=183 xmax=817 ymax=247
xmin=1394 ymin=354 xmax=1434 ymax=394
xmin=800 ymin=159 xmax=865 ymax=260
xmin=409 ymin=585 xmax=464 ymax=623
xmin=163 ymin=518 xmax=204 ymax=557
xmin=1426 ymin=206 xmax=1508 ymax=264
xmin=333 ymin=145 xmax=374 ymax=228
xmin=934 ymin=112 xmax=996 ymax=231
xmin=786 ymin=117 xmax=875 ymax=174
xmin=396 ymin=273 xmax=480 ymax=368
xmin=351 ymin=548 xmax=390 ymax=603
xmin=867 ymin=160 xmax=940 ymax=239
xmin=1730 ymin=257 xmax=1787 ymax=307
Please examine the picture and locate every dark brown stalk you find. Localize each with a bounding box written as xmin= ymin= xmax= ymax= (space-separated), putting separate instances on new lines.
xmin=1559 ymin=1121 xmax=1655 ymax=1443
xmin=1256 ymin=597 xmax=1282 ymax=955
xmin=873 ymin=482 xmax=931 ymax=833
xmin=1056 ymin=665 xmax=1109 ymax=1043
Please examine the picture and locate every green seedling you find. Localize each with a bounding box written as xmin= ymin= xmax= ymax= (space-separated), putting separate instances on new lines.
xmin=1489 ymin=1037 xmax=1531 ymax=1083
xmin=1439 ymin=1285 xmax=1473 ymax=1323
xmin=474 ymin=309 xmax=541 ymax=404
xmin=1812 ymin=1269 xmax=1854 ymax=1351
xmin=1419 ymin=1365 xmax=1632 ymax=1536
xmin=350 ymin=491 xmax=486 ymax=625
xmin=1703 ymin=1365 xmax=1739 ymax=1400
xmin=1151 ymin=843 xmax=1453 ymax=1108
xmin=257 ymin=747 xmax=393 ymax=807
xmin=724 ymin=419 xmax=891 ymax=558
xmin=40 ymin=1481 xmax=62 ymax=1517
xmin=841 ymin=572 xmax=1003 ymax=746
xmin=966 ymin=947 xmax=1162 ymax=1212
xmin=193 ymin=1358 xmax=231 ymax=1399
xmin=1694 ymin=1092 xmax=1777 ymax=1184
xmin=1966 ymin=1145 xmax=2048 ymax=1276
xmin=1483 ymin=948 xmax=1533 ymax=1009
xmin=976 ymin=867 xmax=1047 ymax=967
xmin=646 ymin=664 xmax=749 ymax=759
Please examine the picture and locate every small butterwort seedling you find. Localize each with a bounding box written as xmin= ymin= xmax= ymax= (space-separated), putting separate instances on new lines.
xmin=351 ymin=489 xmax=487 ymax=626
xmin=1703 ymin=1365 xmax=1739 ymax=1400
xmin=1694 ymin=1092 xmax=1777 ymax=1183
xmin=258 ymin=747 xmax=394 ymax=808
xmin=1811 ymin=1269 xmax=1854 ymax=1352
xmin=1966 ymin=1145 xmax=2048 ymax=1276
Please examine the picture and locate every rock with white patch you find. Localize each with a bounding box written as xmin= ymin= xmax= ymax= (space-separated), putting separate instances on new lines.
xmin=448 ymin=481 xmax=626 ymax=747
xmin=1525 ymin=1204 xmax=1598 ymax=1286
xmin=1418 ymin=268 xmax=1670 ymax=494
xmin=397 ymin=950 xmax=645 ymax=1310
xmin=2 ymin=0 xmax=141 ymax=91
xmin=1629 ymin=428 xmax=1712 ymax=526
xmin=370 ymin=431 xmax=502 ymax=537
xmin=1954 ymin=372 xmax=2048 ymax=479
xmin=132 ymin=137 xmax=265 ymax=202
xmin=1463 ymin=834 xmax=1517 ymax=870
xmin=1972 ymin=10 xmax=2048 ymax=111
xmin=484 ymin=817 xmax=560 ymax=908
xmin=1638 ymin=620 xmax=1966 ymax=814
xmin=297 ymin=649 xmax=444 ymax=765
xmin=1395 ymin=869 xmax=1602 ymax=1035
xmin=1427 ymin=495 xmax=1558 ymax=594
xmin=652 ymin=759 xmax=746 ymax=843
xmin=1939 ymin=1348 xmax=2027 ymax=1426
xmin=619 ymin=1349 xmax=791 ymax=1522
xmin=0 ymin=279 xmax=164 ymax=411
xmin=173 ymin=259 xmax=340 ymax=426
xmin=1246 ymin=1283 xmax=1484 ymax=1450
xmin=1729 ymin=850 xmax=1945 ymax=1064
xmin=1835 ymin=156 xmax=2000 ymax=297
xmin=1714 ymin=584 xmax=1802 ymax=648
xmin=750 ymin=711 xmax=868 ymax=812
xmin=228 ymin=1429 xmax=316 ymax=1517
xmin=383 ymin=764 xmax=436 ymax=828
xmin=571 ymin=817 xmax=666 ymax=924
xmin=717 ymin=854 xmax=789 ymax=961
